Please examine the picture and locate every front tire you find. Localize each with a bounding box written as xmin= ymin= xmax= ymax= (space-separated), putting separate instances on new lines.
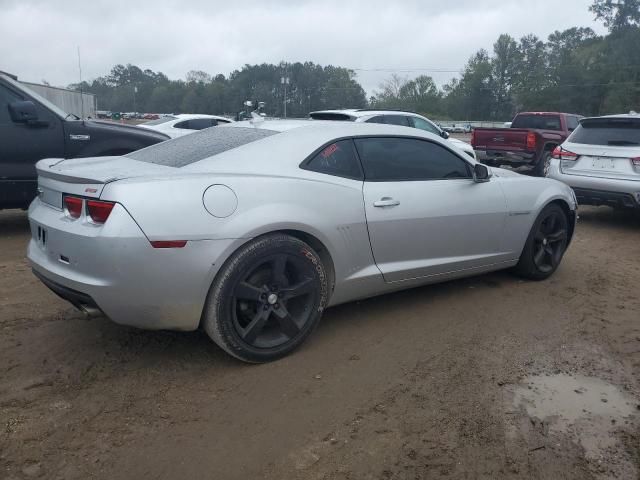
xmin=514 ymin=204 xmax=569 ymax=280
xmin=203 ymin=234 xmax=328 ymax=363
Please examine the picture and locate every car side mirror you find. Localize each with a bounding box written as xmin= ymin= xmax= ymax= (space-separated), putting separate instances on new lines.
xmin=9 ymin=100 xmax=39 ymax=123
xmin=441 ymin=130 xmax=449 ymax=139
xmin=473 ymin=163 xmax=490 ymax=183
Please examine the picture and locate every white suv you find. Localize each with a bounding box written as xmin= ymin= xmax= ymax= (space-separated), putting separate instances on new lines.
xmin=309 ymin=109 xmax=476 ymax=159
xmin=547 ymin=113 xmax=640 ymax=209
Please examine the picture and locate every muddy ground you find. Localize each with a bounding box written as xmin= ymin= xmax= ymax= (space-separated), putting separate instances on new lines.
xmin=1 ymin=206 xmax=639 ymax=480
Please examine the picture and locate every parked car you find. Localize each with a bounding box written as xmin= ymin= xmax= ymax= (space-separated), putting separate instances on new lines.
xmin=547 ymin=113 xmax=640 ymax=209
xmin=309 ymin=109 xmax=476 ymax=159
xmin=0 ymin=71 xmax=169 ymax=210
xmin=139 ymin=114 xmax=233 ymax=138
xmin=472 ymin=112 xmax=583 ymax=176
xmin=28 ymin=119 xmax=576 ymax=362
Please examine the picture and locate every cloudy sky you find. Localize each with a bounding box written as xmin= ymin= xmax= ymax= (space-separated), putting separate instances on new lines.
xmin=0 ymin=0 xmax=605 ymax=94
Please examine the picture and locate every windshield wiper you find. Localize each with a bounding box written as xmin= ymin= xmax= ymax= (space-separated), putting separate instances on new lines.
xmin=607 ymin=140 xmax=639 ymax=146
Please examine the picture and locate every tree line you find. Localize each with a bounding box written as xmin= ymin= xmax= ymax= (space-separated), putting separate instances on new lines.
xmin=71 ymin=0 xmax=640 ymax=121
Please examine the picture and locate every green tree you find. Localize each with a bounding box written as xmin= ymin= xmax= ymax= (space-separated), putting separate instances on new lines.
xmin=590 ymin=0 xmax=640 ymax=31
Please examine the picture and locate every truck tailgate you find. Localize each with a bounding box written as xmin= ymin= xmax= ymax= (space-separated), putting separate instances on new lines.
xmin=472 ymin=128 xmax=531 ymax=151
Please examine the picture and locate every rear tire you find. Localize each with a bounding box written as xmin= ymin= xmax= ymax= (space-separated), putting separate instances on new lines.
xmin=203 ymin=233 xmax=328 ymax=363
xmin=514 ymin=204 xmax=569 ymax=280
xmin=533 ymin=151 xmax=552 ymax=177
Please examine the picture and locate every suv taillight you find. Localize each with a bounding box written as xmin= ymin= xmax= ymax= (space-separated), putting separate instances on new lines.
xmin=87 ymin=200 xmax=115 ymax=224
xmin=63 ymin=195 xmax=83 ymax=219
xmin=552 ymin=146 xmax=579 ymax=161
xmin=632 ymin=157 xmax=640 ymax=166
xmin=526 ymin=132 xmax=536 ymax=150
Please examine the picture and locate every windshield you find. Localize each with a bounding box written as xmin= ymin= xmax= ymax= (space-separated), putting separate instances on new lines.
xmin=568 ymin=117 xmax=640 ymax=146
xmin=1 ymin=74 xmax=71 ymax=119
xmin=511 ymin=114 xmax=561 ymax=131
xmin=126 ymin=126 xmax=278 ymax=167
xmin=142 ymin=116 xmax=177 ymax=125
xmin=309 ymin=112 xmax=355 ymax=121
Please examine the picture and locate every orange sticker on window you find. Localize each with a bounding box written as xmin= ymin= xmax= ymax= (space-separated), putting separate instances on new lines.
xmin=321 ymin=143 xmax=339 ymax=158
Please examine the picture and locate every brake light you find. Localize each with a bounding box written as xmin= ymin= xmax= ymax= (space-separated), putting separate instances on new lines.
xmin=552 ymin=146 xmax=579 ymax=161
xmin=150 ymin=240 xmax=187 ymax=249
xmin=86 ymin=200 xmax=115 ymax=224
xmin=632 ymin=157 xmax=640 ymax=166
xmin=470 ymin=129 xmax=476 ymax=146
xmin=63 ymin=195 xmax=83 ymax=219
xmin=526 ymin=132 xmax=536 ymax=150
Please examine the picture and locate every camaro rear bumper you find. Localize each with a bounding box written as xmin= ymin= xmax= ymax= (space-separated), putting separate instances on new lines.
xmin=27 ymin=198 xmax=237 ymax=331
xmin=547 ymin=160 xmax=640 ymax=208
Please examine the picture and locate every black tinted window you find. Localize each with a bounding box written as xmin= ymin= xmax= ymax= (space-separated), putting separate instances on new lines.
xmin=568 ymin=118 xmax=640 ymax=146
xmin=384 ymin=115 xmax=410 ymax=126
xmin=511 ymin=114 xmax=561 ymax=130
xmin=175 ymin=118 xmax=217 ymax=130
xmin=304 ymin=139 xmax=362 ymax=180
xmin=354 ymin=137 xmax=471 ymax=181
xmin=126 ymin=127 xmax=277 ymax=167
xmin=0 ymin=83 xmax=23 ymax=124
xmin=365 ymin=115 xmax=386 ymax=124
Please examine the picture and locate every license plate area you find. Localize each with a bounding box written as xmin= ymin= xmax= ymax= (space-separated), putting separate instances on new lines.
xmin=591 ymin=157 xmax=616 ymax=169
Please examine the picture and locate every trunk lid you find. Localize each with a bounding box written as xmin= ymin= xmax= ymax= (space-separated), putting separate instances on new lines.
xmin=559 ymin=143 xmax=640 ymax=181
xmin=35 ymin=156 xmax=175 ymax=209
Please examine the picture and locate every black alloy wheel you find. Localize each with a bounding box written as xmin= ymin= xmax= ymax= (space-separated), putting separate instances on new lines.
xmin=203 ymin=234 xmax=328 ymax=363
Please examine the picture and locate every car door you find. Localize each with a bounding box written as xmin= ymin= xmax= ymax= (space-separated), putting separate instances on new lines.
xmin=356 ymin=136 xmax=509 ymax=283
xmin=0 ymin=81 xmax=64 ymax=207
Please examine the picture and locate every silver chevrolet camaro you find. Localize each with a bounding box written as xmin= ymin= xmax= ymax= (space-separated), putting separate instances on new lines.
xmin=28 ymin=120 xmax=577 ymax=362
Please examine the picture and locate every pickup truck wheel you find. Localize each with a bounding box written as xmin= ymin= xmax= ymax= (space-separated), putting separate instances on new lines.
xmin=514 ymin=204 xmax=569 ymax=280
xmin=533 ymin=152 xmax=552 ymax=177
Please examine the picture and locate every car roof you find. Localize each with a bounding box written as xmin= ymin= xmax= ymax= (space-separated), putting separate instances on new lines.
xmin=310 ymin=109 xmax=423 ymax=118
xmin=585 ymin=112 xmax=640 ymax=120
xmin=174 ymin=114 xmax=231 ymax=121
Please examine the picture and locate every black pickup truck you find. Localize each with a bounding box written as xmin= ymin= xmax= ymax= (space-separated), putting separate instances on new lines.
xmin=0 ymin=71 xmax=169 ymax=209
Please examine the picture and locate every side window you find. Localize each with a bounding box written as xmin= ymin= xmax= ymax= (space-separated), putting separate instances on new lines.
xmin=303 ymin=139 xmax=362 ymax=180
xmin=189 ymin=118 xmax=216 ymax=130
xmin=383 ymin=115 xmax=410 ymax=126
xmin=409 ymin=116 xmax=441 ymax=135
xmin=364 ymin=115 xmax=385 ymax=124
xmin=174 ymin=120 xmax=190 ymax=130
xmin=566 ymin=116 xmax=579 ymax=131
xmin=354 ymin=137 xmax=471 ymax=181
xmin=0 ymin=84 xmax=23 ymax=124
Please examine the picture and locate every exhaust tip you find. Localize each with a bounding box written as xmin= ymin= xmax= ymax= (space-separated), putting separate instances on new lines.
xmin=78 ymin=304 xmax=102 ymax=318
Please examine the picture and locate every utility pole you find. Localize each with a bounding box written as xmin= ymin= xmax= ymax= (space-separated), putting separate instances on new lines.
xmin=281 ymin=76 xmax=290 ymax=118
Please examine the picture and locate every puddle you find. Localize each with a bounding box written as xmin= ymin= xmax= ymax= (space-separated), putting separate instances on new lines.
xmin=511 ymin=374 xmax=638 ymax=476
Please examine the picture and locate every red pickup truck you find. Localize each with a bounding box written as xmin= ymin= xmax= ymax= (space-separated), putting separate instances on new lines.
xmin=471 ymin=112 xmax=582 ymax=176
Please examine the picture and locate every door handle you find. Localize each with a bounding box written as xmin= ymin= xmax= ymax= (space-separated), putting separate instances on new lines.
xmin=373 ymin=197 xmax=400 ymax=207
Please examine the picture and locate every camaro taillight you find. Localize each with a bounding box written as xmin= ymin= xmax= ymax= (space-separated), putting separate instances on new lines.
xmin=552 ymin=146 xmax=579 ymax=161
xmin=63 ymin=195 xmax=83 ymax=219
xmin=526 ymin=132 xmax=536 ymax=150
xmin=87 ymin=200 xmax=115 ymax=224
xmin=632 ymin=157 xmax=640 ymax=166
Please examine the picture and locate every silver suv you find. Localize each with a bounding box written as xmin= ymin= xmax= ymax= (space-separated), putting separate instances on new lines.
xmin=547 ymin=113 xmax=640 ymax=209
xmin=309 ymin=109 xmax=476 ymax=159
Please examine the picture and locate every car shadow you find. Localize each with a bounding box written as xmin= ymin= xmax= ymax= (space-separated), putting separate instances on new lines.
xmin=0 ymin=209 xmax=30 ymax=236
xmin=577 ymin=205 xmax=640 ymax=231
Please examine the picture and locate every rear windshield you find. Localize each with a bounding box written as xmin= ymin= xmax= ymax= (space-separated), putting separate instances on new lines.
xmin=309 ymin=112 xmax=355 ymax=121
xmin=142 ymin=116 xmax=176 ymax=125
xmin=511 ymin=114 xmax=562 ymax=131
xmin=126 ymin=126 xmax=278 ymax=167
xmin=567 ymin=118 xmax=640 ymax=146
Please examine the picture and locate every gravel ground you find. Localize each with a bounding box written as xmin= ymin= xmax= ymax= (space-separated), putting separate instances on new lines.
xmin=1 ymin=206 xmax=639 ymax=480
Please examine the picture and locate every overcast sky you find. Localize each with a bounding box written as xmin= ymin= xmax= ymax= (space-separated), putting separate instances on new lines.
xmin=0 ymin=0 xmax=605 ymax=94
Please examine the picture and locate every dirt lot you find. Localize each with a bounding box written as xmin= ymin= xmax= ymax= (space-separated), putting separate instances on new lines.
xmin=1 ymin=207 xmax=639 ymax=480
